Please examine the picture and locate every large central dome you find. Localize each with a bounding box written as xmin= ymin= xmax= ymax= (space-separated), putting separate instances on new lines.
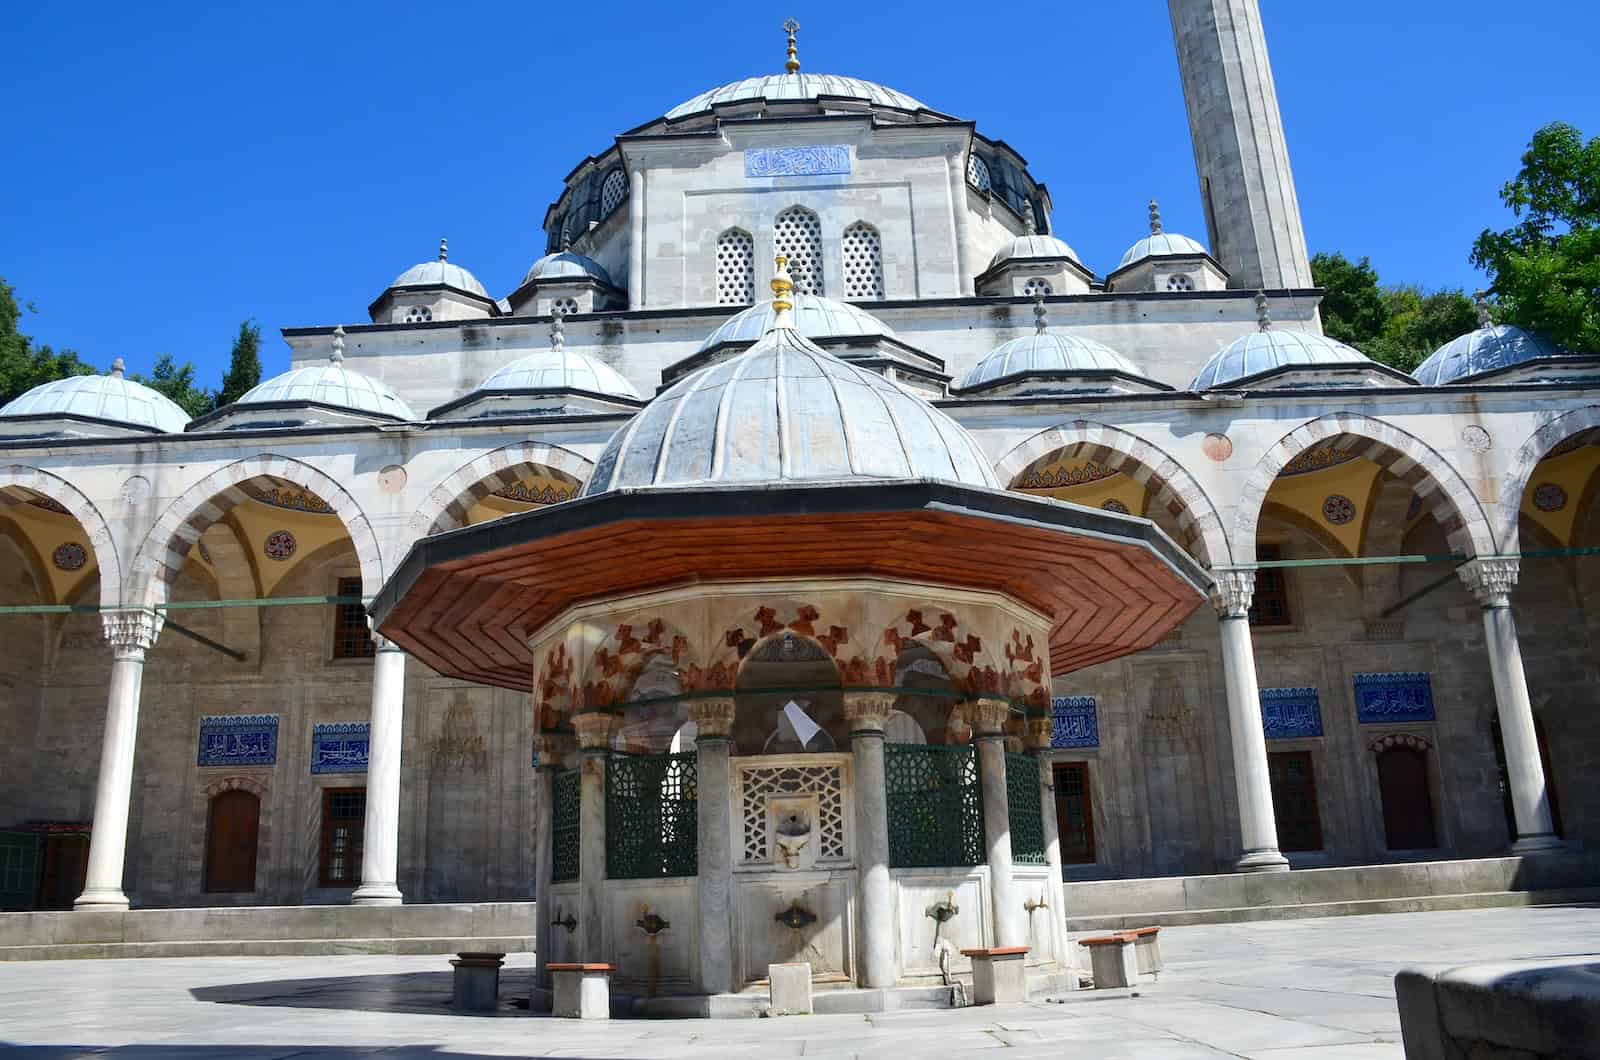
xmin=666 ymin=73 xmax=928 ymax=120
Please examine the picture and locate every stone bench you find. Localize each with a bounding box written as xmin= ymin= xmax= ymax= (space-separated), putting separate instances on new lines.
xmin=960 ymin=946 xmax=1030 ymax=1005
xmin=549 ymin=962 xmax=614 ymax=1020
xmin=1078 ymin=932 xmax=1138 ymax=989
xmin=1397 ymin=959 xmax=1600 ymax=1059
xmin=1130 ymin=926 xmax=1164 ymax=978
xmin=449 ymin=951 xmax=505 ymax=1012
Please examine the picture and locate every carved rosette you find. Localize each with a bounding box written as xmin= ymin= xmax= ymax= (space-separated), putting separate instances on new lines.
xmin=1210 ymin=569 xmax=1256 ymax=619
xmin=1457 ymin=558 xmax=1518 ymax=608
xmin=842 ymin=691 xmax=896 ymax=733
xmin=1023 ymin=716 xmax=1052 ymax=751
xmin=961 ymin=697 xmax=1011 ymax=737
xmin=571 ymin=711 xmax=618 ymax=752
xmin=687 ymin=697 xmax=737 ymax=740
xmin=101 ymin=608 xmax=163 ymax=657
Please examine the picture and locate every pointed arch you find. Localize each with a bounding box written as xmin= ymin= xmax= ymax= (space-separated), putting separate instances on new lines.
xmin=1498 ymin=405 xmax=1600 ymax=553
xmin=774 ymin=206 xmax=824 ymax=296
xmin=0 ymin=464 xmax=122 ymax=608
xmin=841 ymin=221 xmax=885 ymax=300
xmin=408 ymin=440 xmax=594 ymax=539
xmin=1234 ymin=413 xmax=1494 ymax=564
xmin=993 ymin=420 xmax=1231 ymax=568
xmin=715 ymin=227 xmax=756 ymax=305
xmin=128 ymin=454 xmax=383 ymax=609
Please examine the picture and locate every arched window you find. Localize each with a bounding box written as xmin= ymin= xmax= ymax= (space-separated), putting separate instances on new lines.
xmin=716 ymin=228 xmax=756 ymax=305
xmin=966 ymin=153 xmax=992 ymax=192
xmin=1022 ymin=277 xmax=1053 ymax=298
xmin=774 ymin=206 xmax=824 ymax=296
xmin=402 ymin=306 xmax=432 ymax=323
xmin=600 ymin=167 xmax=628 ymax=218
xmin=842 ymin=222 xmax=885 ymax=300
xmin=204 ymin=789 xmax=261 ymax=893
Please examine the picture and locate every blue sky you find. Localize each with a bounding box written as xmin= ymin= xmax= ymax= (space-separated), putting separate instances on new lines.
xmin=3 ymin=1 xmax=1596 ymax=384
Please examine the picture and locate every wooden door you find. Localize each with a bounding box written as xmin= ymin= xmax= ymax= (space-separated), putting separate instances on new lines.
xmin=1377 ymin=748 xmax=1436 ymax=850
xmin=204 ymin=790 xmax=260 ymax=893
xmin=1268 ymin=751 xmax=1323 ymax=852
xmin=1053 ymin=762 xmax=1095 ymax=864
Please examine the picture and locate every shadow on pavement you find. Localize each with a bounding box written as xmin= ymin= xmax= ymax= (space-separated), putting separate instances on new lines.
xmin=0 ymin=1048 xmax=605 ymax=1060
xmin=186 ymin=968 xmax=533 ymax=1017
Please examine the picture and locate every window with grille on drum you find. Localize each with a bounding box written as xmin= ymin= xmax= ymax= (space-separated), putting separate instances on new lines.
xmin=1022 ymin=277 xmax=1053 ymax=298
xmin=319 ymin=788 xmax=365 ymax=887
xmin=402 ymin=306 xmax=432 ymax=323
xmin=716 ymin=228 xmax=756 ymax=305
xmin=600 ymin=167 xmax=628 ymax=218
xmin=842 ymin=222 xmax=885 ymax=300
xmin=1166 ymin=274 xmax=1195 ymax=292
xmin=966 ymin=153 xmax=992 ymax=192
xmin=774 ymin=206 xmax=824 ymax=296
xmin=552 ymin=297 xmax=579 ymax=318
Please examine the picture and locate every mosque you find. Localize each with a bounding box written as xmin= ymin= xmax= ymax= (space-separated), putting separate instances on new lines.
xmin=2 ymin=0 xmax=1598 ymax=1000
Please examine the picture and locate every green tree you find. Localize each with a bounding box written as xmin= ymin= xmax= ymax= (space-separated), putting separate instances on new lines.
xmin=133 ymin=354 xmax=216 ymax=418
xmin=1311 ymin=252 xmax=1388 ymax=347
xmin=0 ymin=277 xmax=96 ymax=404
xmin=1472 ymin=121 xmax=1600 ymax=352
xmin=217 ymin=319 xmax=262 ymax=406
xmin=1310 ymin=254 xmax=1480 ymax=373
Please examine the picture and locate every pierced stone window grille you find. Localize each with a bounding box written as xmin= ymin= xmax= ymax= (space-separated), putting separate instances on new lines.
xmin=966 ymin=153 xmax=992 ymax=192
xmin=551 ymin=768 xmax=581 ymax=883
xmin=552 ymin=297 xmax=579 ymax=317
xmin=606 ymin=751 xmax=697 ymax=879
xmin=1005 ymin=751 xmax=1047 ymax=865
xmin=1166 ymin=274 xmax=1195 ymax=292
xmin=403 ymin=306 xmax=432 ymax=323
xmin=738 ymin=760 xmax=847 ymax=865
xmin=1022 ymin=277 xmax=1053 ymax=298
xmin=774 ymin=207 xmax=824 ymax=296
xmin=716 ymin=228 xmax=756 ymax=305
xmin=885 ymin=744 xmax=983 ymax=868
xmin=842 ymin=222 xmax=885 ymax=300
xmin=599 ymin=167 xmax=628 ymax=218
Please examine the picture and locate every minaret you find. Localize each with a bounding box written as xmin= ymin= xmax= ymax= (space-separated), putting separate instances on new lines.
xmin=1169 ymin=0 xmax=1313 ymax=290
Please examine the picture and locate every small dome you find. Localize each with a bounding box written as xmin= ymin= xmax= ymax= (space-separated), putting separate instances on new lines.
xmin=989 ymin=234 xmax=1083 ymax=270
xmin=390 ymin=261 xmax=488 ymax=300
xmin=521 ymin=251 xmax=612 ymax=287
xmin=479 ymin=350 xmax=640 ymax=399
xmin=1190 ymin=329 xmax=1373 ymax=390
xmin=585 ymin=327 xmax=996 ymax=495
xmin=0 ymin=361 xmax=190 ymax=433
xmin=1413 ymin=324 xmax=1568 ymax=385
xmin=960 ymin=333 xmax=1145 ymax=389
xmin=1118 ymin=232 xmax=1209 ymax=269
xmin=236 ymin=336 xmax=416 ymax=420
xmin=666 ymin=74 xmax=927 ymax=120
xmin=698 ymin=293 xmax=894 ymax=352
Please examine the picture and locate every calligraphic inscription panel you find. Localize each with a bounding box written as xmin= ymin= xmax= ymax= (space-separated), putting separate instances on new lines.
xmin=1260 ymin=687 xmax=1323 ymax=739
xmin=1051 ymin=696 xmax=1099 ymax=749
xmin=1354 ymin=672 xmax=1435 ymax=724
xmin=311 ymin=722 xmax=370 ymax=775
xmin=198 ymin=714 xmax=278 ymax=767
xmin=744 ymin=145 xmax=851 ymax=178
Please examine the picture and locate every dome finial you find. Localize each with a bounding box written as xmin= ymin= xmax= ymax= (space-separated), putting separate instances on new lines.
xmin=771 ymin=255 xmax=796 ymax=330
xmin=1033 ymin=289 xmax=1048 ymax=335
xmin=330 ymin=325 xmax=346 ymax=364
xmin=550 ymin=303 xmax=566 ymax=352
xmin=1023 ymin=210 xmax=1036 ymax=236
xmin=1255 ymin=291 xmax=1272 ymax=332
xmin=1148 ymin=199 xmax=1163 ymax=235
xmin=110 ymin=357 xmax=126 ymax=378
xmin=439 ymin=238 xmax=448 ymax=262
xmin=783 ymin=17 xmax=800 ymax=74
xmin=1474 ymin=289 xmax=1493 ymax=329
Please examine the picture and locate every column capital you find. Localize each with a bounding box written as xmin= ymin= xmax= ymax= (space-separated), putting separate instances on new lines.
xmin=1022 ymin=716 xmax=1052 ymax=751
xmin=961 ymin=697 xmax=1011 ymax=736
xmin=686 ymin=697 xmax=737 ymax=739
xmin=571 ymin=711 xmax=617 ymax=752
xmin=1458 ymin=557 xmax=1518 ymax=607
xmin=533 ymin=731 xmax=574 ymax=767
xmin=101 ymin=609 xmax=162 ymax=656
xmin=371 ymin=634 xmax=404 ymax=653
xmin=1210 ymin=569 xmax=1256 ymax=619
xmin=842 ymin=691 xmax=897 ymax=733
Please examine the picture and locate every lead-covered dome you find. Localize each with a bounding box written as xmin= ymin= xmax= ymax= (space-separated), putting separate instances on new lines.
xmin=1117 ymin=200 xmax=1209 ymax=268
xmin=0 ymin=360 xmax=190 ymax=434
xmin=235 ymin=361 xmax=415 ymax=420
xmin=960 ymin=333 xmax=1145 ymax=389
xmin=479 ymin=350 xmax=640 ymax=399
xmin=585 ymin=326 xmax=996 ymax=494
xmin=698 ymin=293 xmax=894 ymax=352
xmin=521 ymin=251 xmax=613 ymax=287
xmin=666 ymin=74 xmax=927 ymax=120
xmin=389 ymin=257 xmax=488 ymax=300
xmin=1191 ymin=328 xmax=1375 ymax=390
xmin=1413 ymin=323 xmax=1568 ymax=386
xmin=989 ymin=234 xmax=1083 ymax=270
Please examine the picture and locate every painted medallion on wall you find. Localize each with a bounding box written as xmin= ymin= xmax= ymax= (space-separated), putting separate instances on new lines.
xmin=198 ymin=714 xmax=279 ymax=767
xmin=1260 ymin=687 xmax=1323 ymax=739
xmin=1322 ymin=494 xmax=1356 ymax=525
xmin=1353 ymin=672 xmax=1435 ymax=724
xmin=263 ymin=529 xmax=297 ymax=561
xmin=311 ymin=722 xmax=370 ymax=775
xmin=52 ymin=542 xmax=87 ymax=571
xmin=1051 ymin=695 xmax=1099 ymax=749
xmin=1533 ymin=483 xmax=1568 ymax=513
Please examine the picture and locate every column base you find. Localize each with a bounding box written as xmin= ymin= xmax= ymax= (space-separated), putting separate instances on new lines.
xmin=1235 ymin=849 xmax=1291 ymax=873
xmin=1511 ymin=834 xmax=1566 ymax=854
xmin=351 ymin=882 xmax=404 ymax=906
xmin=73 ymin=888 xmax=130 ymax=911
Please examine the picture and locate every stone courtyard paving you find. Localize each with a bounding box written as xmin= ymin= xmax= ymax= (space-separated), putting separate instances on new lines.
xmin=2 ymin=905 xmax=1599 ymax=1059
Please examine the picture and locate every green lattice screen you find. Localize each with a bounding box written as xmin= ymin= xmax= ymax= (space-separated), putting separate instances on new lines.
xmin=0 ymin=831 xmax=44 ymax=911
xmin=885 ymin=744 xmax=984 ymax=868
xmin=1005 ymin=752 xmax=1047 ymax=865
xmin=551 ymin=768 xmax=581 ymax=884
xmin=606 ymin=751 xmax=698 ymax=879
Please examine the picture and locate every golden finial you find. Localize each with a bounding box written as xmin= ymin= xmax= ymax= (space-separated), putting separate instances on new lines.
xmin=771 ymin=255 xmax=796 ymax=329
xmin=783 ymin=18 xmax=800 ymax=74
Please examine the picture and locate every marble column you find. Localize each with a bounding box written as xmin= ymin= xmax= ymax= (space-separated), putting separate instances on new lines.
xmin=353 ymin=637 xmax=407 ymax=906
xmin=75 ymin=609 xmax=163 ymax=911
xmin=965 ymin=698 xmax=1024 ymax=948
xmin=572 ymin=712 xmax=616 ymax=961
xmin=843 ymin=691 xmax=897 ymax=989
xmin=1458 ymin=559 xmax=1563 ymax=852
xmin=688 ymin=698 xmax=736 ymax=995
xmin=531 ymin=732 xmax=570 ymax=992
xmin=627 ymin=168 xmax=645 ymax=309
xmin=1212 ymin=572 xmax=1290 ymax=872
xmin=1025 ymin=716 xmax=1070 ymax=967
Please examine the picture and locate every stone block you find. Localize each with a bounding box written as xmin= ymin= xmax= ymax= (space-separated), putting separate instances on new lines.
xmin=1131 ymin=927 xmax=1163 ymax=976
xmin=768 ymin=962 xmax=813 ymax=1015
xmin=1079 ymin=934 xmax=1137 ymax=990
xmin=551 ymin=963 xmax=612 ymax=1019
xmin=1397 ymin=959 xmax=1600 ymax=1060
xmin=450 ymin=952 xmax=504 ymax=1012
xmin=961 ymin=946 xmax=1030 ymax=1005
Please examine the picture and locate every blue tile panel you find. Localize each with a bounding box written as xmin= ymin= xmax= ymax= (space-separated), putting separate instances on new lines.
xmin=1260 ymin=687 xmax=1323 ymax=739
xmin=1051 ymin=696 xmax=1099 ymax=749
xmin=311 ymin=722 xmax=370 ymax=775
xmin=744 ymin=146 xmax=851 ymax=177
xmin=198 ymin=714 xmax=278 ymax=767
xmin=1354 ymin=672 xmax=1435 ymax=723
